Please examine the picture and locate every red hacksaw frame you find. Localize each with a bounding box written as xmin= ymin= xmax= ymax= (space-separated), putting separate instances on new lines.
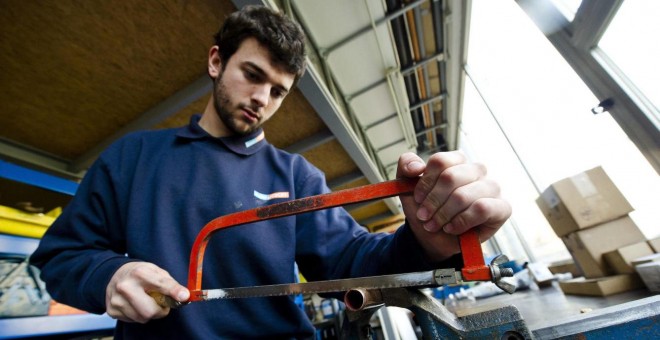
xmin=186 ymin=177 xmax=491 ymax=302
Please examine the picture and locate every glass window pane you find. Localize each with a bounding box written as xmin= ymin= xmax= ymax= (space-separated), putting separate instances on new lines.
xmin=599 ymin=1 xmax=660 ymax=112
xmin=461 ymin=0 xmax=660 ymax=263
xmin=460 ymin=79 xmax=569 ymax=262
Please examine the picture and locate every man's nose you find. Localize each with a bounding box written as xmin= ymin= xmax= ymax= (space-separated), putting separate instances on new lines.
xmin=251 ymin=84 xmax=270 ymax=107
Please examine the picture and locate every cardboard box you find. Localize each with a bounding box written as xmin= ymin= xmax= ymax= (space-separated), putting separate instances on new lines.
xmin=635 ymin=262 xmax=660 ymax=292
xmin=548 ymin=259 xmax=582 ymax=277
xmin=536 ymin=166 xmax=633 ymax=237
xmin=631 ymin=253 xmax=660 ymax=266
xmin=561 ymin=216 xmax=646 ymax=278
xmin=648 ymin=236 xmax=660 ymax=253
xmin=558 ymin=274 xmax=644 ymax=296
xmin=527 ymin=262 xmax=555 ymax=287
xmin=603 ymin=241 xmax=655 ymax=274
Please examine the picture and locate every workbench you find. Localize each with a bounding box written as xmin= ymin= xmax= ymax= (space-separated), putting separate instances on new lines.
xmin=444 ymin=281 xmax=657 ymax=338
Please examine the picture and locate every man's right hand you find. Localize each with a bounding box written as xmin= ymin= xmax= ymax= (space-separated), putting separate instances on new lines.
xmin=105 ymin=262 xmax=189 ymax=323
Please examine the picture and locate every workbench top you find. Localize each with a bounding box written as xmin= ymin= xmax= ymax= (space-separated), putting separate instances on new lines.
xmin=443 ymin=281 xmax=655 ymax=331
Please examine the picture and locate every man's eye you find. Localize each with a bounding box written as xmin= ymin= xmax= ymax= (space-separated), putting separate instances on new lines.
xmin=245 ymin=70 xmax=260 ymax=81
xmin=272 ymin=89 xmax=285 ymax=99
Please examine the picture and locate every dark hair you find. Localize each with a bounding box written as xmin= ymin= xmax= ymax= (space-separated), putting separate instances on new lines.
xmin=214 ymin=5 xmax=307 ymax=84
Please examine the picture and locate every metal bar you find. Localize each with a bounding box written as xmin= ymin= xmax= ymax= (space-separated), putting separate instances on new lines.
xmin=401 ymin=53 xmax=444 ymax=76
xmin=415 ymin=123 xmax=448 ymax=137
xmin=346 ymin=79 xmax=387 ymax=101
xmin=363 ymin=112 xmax=399 ymax=131
xmin=410 ymin=92 xmax=447 ymax=111
xmin=375 ymin=138 xmax=406 ymax=153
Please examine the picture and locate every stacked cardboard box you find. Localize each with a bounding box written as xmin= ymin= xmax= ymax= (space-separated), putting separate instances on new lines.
xmin=648 ymin=236 xmax=660 ymax=253
xmin=632 ymin=254 xmax=660 ymax=293
xmin=536 ymin=166 xmax=647 ymax=296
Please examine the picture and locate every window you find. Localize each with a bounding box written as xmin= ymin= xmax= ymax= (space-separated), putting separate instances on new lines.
xmin=461 ymin=0 xmax=659 ymax=264
xmin=598 ymin=1 xmax=660 ymax=113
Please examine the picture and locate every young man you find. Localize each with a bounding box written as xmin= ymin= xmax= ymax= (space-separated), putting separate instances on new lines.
xmin=31 ymin=5 xmax=511 ymax=339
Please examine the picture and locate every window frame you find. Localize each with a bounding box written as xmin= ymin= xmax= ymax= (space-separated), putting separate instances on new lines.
xmin=517 ymin=0 xmax=660 ymax=174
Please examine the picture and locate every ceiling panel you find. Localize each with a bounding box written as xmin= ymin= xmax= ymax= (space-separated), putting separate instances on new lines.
xmin=0 ymin=0 xmax=466 ymax=227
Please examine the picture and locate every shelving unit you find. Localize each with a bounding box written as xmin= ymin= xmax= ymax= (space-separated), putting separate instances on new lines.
xmin=0 ymin=160 xmax=116 ymax=339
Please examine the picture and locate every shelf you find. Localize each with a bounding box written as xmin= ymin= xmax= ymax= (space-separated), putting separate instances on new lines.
xmin=0 ymin=313 xmax=116 ymax=339
xmin=0 ymin=160 xmax=78 ymax=196
xmin=0 ymin=233 xmax=40 ymax=255
xmin=0 ymin=162 xmax=105 ymax=339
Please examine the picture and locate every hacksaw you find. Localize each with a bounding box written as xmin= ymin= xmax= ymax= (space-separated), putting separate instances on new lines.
xmin=151 ymin=177 xmax=514 ymax=308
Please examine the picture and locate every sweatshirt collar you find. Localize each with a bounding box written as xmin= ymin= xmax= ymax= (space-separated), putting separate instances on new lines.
xmin=176 ymin=114 xmax=267 ymax=155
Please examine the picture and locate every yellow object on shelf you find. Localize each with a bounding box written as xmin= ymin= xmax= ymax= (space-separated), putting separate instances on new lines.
xmin=0 ymin=205 xmax=60 ymax=238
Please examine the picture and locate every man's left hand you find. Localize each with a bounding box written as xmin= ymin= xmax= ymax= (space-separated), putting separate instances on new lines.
xmin=397 ymin=151 xmax=511 ymax=262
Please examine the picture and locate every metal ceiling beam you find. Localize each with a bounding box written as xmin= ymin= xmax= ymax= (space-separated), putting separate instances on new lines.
xmin=401 ymin=52 xmax=445 ymax=76
xmin=410 ymin=92 xmax=447 ymax=111
xmin=69 ymin=75 xmax=212 ymax=173
xmin=0 ymin=138 xmax=85 ymax=180
xmin=415 ymin=123 xmax=447 ymax=137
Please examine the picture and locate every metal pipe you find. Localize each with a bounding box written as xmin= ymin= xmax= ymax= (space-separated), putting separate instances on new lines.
xmin=344 ymin=288 xmax=384 ymax=311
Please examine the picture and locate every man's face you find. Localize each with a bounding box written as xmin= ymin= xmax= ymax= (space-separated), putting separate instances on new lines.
xmin=211 ymin=38 xmax=295 ymax=136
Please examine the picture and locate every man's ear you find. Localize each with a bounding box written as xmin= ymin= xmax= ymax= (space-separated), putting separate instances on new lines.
xmin=208 ymin=46 xmax=222 ymax=79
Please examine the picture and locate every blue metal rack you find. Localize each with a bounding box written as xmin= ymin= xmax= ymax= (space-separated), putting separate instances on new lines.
xmin=0 ymin=159 xmax=78 ymax=196
xmin=0 ymin=160 xmax=115 ymax=338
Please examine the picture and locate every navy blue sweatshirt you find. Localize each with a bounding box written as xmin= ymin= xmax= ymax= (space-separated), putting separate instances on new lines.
xmin=31 ymin=115 xmax=460 ymax=339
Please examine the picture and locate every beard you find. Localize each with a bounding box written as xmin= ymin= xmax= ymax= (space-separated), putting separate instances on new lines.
xmin=212 ymin=72 xmax=260 ymax=137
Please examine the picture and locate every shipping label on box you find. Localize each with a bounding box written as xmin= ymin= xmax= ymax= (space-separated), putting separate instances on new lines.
xmin=536 ymin=166 xmax=633 ymax=237
xmin=562 ymin=216 xmax=646 ymax=278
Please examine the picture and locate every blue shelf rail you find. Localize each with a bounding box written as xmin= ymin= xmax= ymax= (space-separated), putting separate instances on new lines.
xmin=0 ymin=159 xmax=78 ymax=196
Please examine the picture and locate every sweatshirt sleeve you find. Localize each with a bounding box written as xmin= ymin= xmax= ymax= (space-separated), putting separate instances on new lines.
xmin=30 ymin=156 xmax=136 ymax=314
xmin=294 ymin=167 xmax=463 ymax=282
